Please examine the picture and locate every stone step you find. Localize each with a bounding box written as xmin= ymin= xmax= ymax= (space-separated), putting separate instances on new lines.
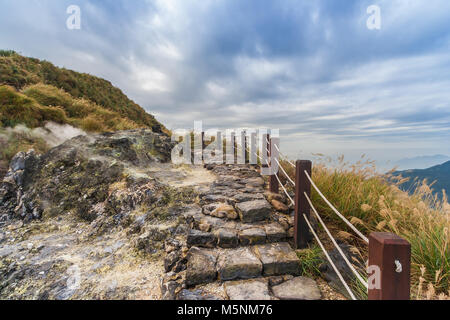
xmin=178 ymin=276 xmax=322 ymax=300
xmin=185 ymin=242 xmax=301 ymax=287
xmin=186 ymin=223 xmax=287 ymax=249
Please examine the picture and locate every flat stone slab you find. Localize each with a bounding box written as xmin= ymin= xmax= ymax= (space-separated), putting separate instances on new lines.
xmin=272 ymin=277 xmax=322 ymax=300
xmin=216 ymin=228 xmax=239 ymax=248
xmin=224 ymin=279 xmax=272 ymax=300
xmin=202 ymin=194 xmax=230 ymax=203
xmin=236 ymin=200 xmax=271 ymax=223
xmin=265 ymin=223 xmax=286 ymax=242
xmin=177 ymin=289 xmax=222 ymax=300
xmin=243 ymin=177 xmax=265 ymax=188
xmin=253 ymin=243 xmax=300 ymax=276
xmin=239 ymin=228 xmax=266 ymax=245
xmin=187 ymin=229 xmax=217 ymax=248
xmin=217 ymin=247 xmax=262 ymax=281
xmin=186 ymin=247 xmax=218 ymax=286
xmin=233 ymin=193 xmax=265 ymax=203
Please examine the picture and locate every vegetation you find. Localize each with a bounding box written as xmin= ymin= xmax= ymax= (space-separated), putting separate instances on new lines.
xmin=0 ymin=126 xmax=50 ymax=178
xmin=393 ymin=161 xmax=450 ymax=200
xmin=280 ymin=156 xmax=449 ymax=298
xmin=0 ymin=50 xmax=165 ymax=132
xmin=296 ymin=244 xmax=324 ymax=278
xmin=0 ymin=50 xmax=168 ymax=176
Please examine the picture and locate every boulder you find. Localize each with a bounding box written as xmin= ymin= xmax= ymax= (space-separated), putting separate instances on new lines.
xmin=236 ymin=200 xmax=271 ymax=223
xmin=164 ymin=251 xmax=181 ymax=272
xmin=271 ymin=199 xmax=289 ymax=213
xmin=211 ymin=204 xmax=238 ymax=220
xmin=185 ymin=247 xmax=217 ymax=286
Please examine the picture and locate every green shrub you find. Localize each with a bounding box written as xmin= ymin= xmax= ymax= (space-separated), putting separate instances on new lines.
xmin=296 ymin=244 xmax=325 ymax=278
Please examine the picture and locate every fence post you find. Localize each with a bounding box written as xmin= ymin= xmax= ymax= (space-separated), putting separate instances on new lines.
xmin=268 ymin=137 xmax=279 ymax=194
xmin=262 ymin=133 xmax=269 ymax=168
xmin=368 ymin=232 xmax=411 ymax=300
xmin=201 ymin=131 xmax=205 ymax=162
xmin=294 ymin=160 xmax=312 ymax=249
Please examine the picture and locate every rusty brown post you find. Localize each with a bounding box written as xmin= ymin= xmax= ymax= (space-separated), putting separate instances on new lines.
xmin=294 ymin=160 xmax=312 ymax=249
xmin=269 ymin=137 xmax=279 ymax=194
xmin=368 ymin=233 xmax=411 ymax=300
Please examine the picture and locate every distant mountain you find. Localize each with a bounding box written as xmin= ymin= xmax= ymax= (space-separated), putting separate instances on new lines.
xmin=394 ymin=155 xmax=450 ymax=170
xmin=393 ymin=161 xmax=450 ymax=200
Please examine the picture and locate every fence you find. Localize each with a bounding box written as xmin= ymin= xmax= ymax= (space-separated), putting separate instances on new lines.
xmin=199 ymin=132 xmax=411 ymax=300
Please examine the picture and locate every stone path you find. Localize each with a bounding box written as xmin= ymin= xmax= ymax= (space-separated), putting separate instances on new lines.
xmin=160 ymin=164 xmax=322 ymax=300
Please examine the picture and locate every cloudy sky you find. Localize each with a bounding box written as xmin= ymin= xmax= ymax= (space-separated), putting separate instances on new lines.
xmin=1 ymin=0 xmax=449 ymax=166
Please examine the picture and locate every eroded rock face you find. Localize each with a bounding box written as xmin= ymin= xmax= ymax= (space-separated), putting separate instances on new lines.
xmin=0 ymin=129 xmax=173 ymax=223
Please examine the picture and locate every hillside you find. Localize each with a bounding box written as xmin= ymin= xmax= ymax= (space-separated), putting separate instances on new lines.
xmin=0 ymin=50 xmax=167 ymax=178
xmin=393 ymin=161 xmax=450 ymax=199
xmin=0 ymin=50 xmax=165 ymax=132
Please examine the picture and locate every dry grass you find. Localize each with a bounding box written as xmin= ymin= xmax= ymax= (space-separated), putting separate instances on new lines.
xmin=280 ymin=155 xmax=449 ymax=298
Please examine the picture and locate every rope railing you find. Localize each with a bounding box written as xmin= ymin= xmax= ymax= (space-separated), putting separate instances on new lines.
xmin=303 ymin=170 xmax=369 ymax=244
xmin=302 ymin=213 xmax=357 ymax=300
xmin=274 ymin=170 xmax=295 ymax=207
xmin=198 ymin=132 xmax=411 ymax=300
xmin=273 ymin=144 xmax=296 ymax=168
xmin=274 ymin=158 xmax=295 ymax=186
xmin=304 ymin=192 xmax=368 ymax=289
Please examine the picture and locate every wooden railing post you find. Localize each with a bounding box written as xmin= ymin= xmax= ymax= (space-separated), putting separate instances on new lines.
xmin=368 ymin=232 xmax=411 ymax=300
xmin=201 ymin=131 xmax=205 ymax=162
xmin=268 ymin=137 xmax=279 ymax=194
xmin=262 ymin=133 xmax=269 ymax=168
xmin=294 ymin=160 xmax=312 ymax=249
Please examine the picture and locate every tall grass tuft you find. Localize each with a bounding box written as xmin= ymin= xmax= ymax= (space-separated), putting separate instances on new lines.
xmin=280 ymin=155 xmax=449 ymax=296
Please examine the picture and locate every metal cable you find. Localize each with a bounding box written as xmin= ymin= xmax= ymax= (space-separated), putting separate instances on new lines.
xmin=304 ymin=170 xmax=369 ymax=244
xmin=304 ymin=192 xmax=368 ymax=289
xmin=302 ymin=214 xmax=358 ymax=300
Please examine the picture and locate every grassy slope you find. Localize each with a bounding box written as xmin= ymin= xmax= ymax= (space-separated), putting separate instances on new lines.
xmin=279 ymin=157 xmax=449 ymax=299
xmin=0 ymin=50 xmax=165 ymax=133
xmin=0 ymin=50 xmax=168 ymax=177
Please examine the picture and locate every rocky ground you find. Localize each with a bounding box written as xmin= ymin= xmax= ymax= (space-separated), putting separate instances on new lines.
xmin=0 ymin=129 xmax=353 ymax=300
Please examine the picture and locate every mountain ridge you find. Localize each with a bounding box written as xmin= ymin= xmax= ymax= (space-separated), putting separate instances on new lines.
xmin=393 ymin=160 xmax=450 ymax=199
